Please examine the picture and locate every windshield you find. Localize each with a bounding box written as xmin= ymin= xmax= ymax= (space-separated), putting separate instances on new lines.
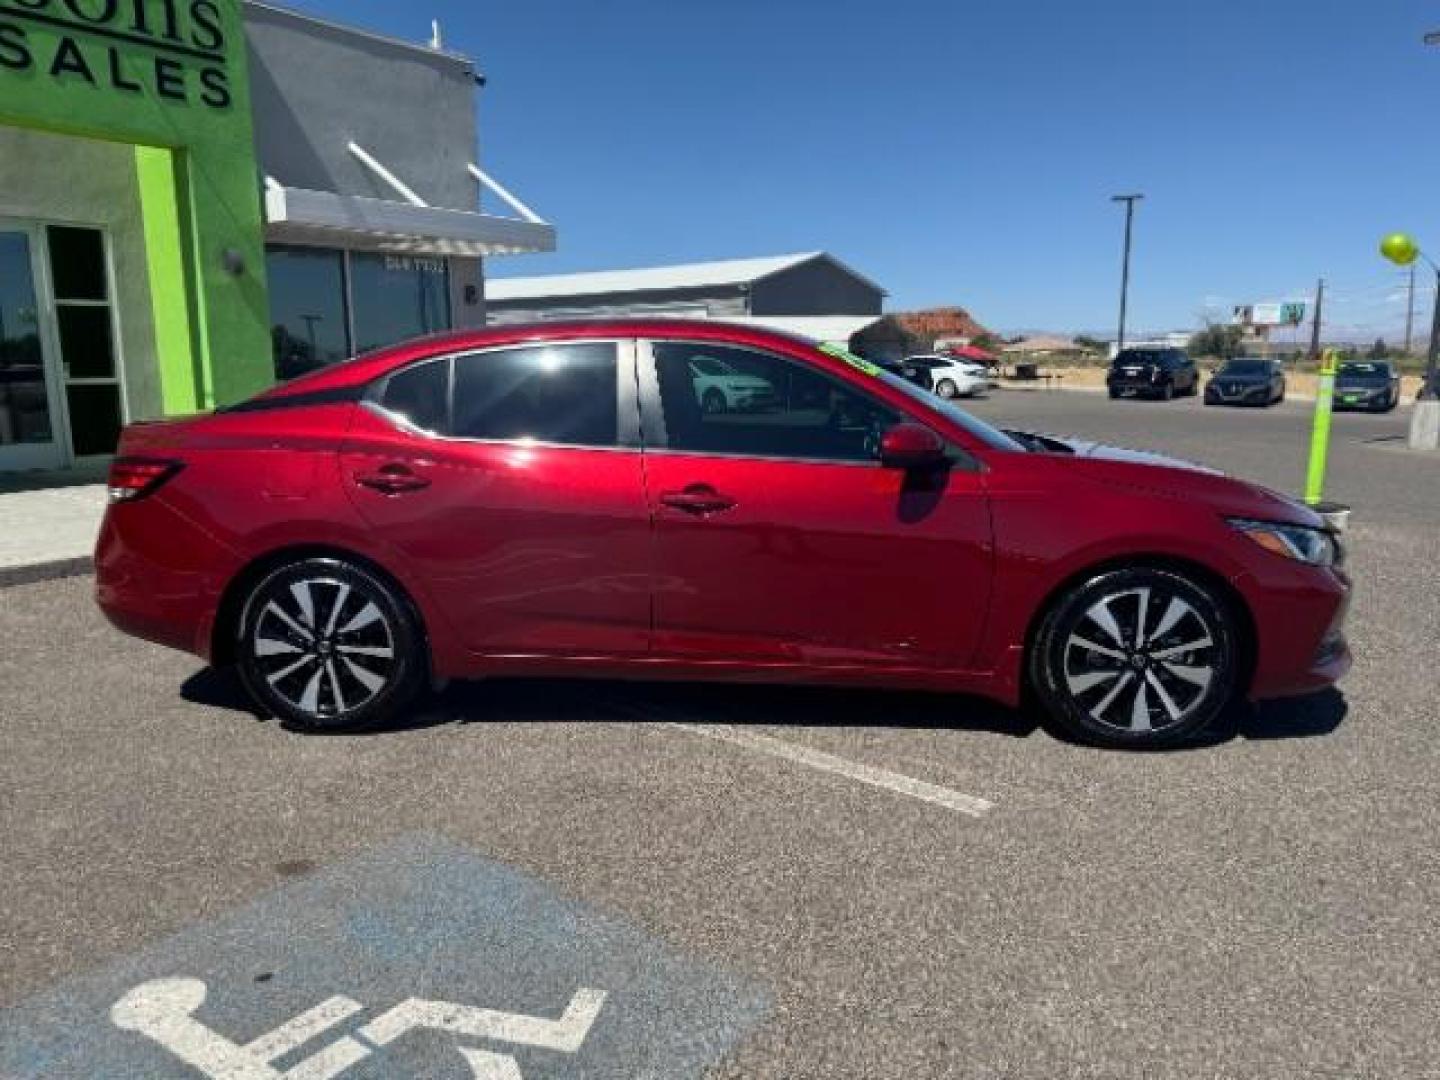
xmin=814 ymin=343 xmax=1024 ymax=452
xmin=1219 ymin=359 xmax=1269 ymax=376
xmin=1338 ymin=362 xmax=1389 ymax=380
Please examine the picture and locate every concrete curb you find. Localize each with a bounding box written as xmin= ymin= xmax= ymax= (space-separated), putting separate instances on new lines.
xmin=0 ymin=556 xmax=94 ymax=590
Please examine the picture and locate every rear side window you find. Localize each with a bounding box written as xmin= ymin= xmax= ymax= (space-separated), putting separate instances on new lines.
xmin=452 ymin=343 xmax=618 ymax=446
xmin=652 ymin=342 xmax=900 ymax=462
xmin=381 ymin=359 xmax=449 ymax=433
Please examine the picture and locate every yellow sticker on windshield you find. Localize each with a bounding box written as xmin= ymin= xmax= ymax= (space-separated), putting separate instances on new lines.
xmin=818 ymin=341 xmax=882 ymax=377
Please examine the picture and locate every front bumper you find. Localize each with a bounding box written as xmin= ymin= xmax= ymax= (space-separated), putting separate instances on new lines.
xmin=1333 ymin=387 xmax=1390 ymax=410
xmin=1239 ymin=564 xmax=1353 ymax=700
xmin=1205 ymin=383 xmax=1270 ymax=405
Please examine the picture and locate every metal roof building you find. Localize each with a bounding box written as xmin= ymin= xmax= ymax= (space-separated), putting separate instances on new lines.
xmin=486 ymin=252 xmax=886 ymax=326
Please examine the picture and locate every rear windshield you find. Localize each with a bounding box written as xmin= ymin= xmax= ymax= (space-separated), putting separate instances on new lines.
xmin=1113 ymin=350 xmax=1167 ymax=366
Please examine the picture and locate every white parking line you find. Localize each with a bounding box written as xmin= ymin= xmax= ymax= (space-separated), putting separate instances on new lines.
xmin=663 ymin=723 xmax=994 ymax=819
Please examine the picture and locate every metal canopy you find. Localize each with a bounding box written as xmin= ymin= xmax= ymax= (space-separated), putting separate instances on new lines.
xmin=264 ymin=184 xmax=556 ymax=256
xmin=265 ymin=146 xmax=555 ymax=256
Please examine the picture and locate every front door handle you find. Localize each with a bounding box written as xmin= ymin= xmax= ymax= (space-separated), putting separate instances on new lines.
xmin=659 ymin=485 xmax=736 ymax=515
xmin=356 ymin=463 xmax=431 ymax=494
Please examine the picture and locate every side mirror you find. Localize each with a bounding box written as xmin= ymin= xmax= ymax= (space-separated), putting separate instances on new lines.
xmin=880 ymin=422 xmax=947 ymax=470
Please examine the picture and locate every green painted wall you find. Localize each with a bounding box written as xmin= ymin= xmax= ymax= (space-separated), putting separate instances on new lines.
xmin=0 ymin=0 xmax=271 ymax=411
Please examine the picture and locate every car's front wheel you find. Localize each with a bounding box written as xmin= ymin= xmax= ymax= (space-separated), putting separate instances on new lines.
xmin=935 ymin=379 xmax=959 ymax=399
xmin=1029 ymin=567 xmax=1240 ymax=748
xmin=236 ymin=557 xmax=426 ymax=731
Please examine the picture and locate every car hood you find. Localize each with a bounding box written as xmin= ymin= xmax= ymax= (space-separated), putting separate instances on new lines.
xmin=1004 ymin=430 xmax=1324 ymax=527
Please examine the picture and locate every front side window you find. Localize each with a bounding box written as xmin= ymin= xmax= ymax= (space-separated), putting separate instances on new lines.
xmin=652 ymin=342 xmax=900 ymax=462
xmin=452 ymin=343 xmax=618 ymax=446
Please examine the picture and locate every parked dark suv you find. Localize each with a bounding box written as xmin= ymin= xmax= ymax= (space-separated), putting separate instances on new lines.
xmin=1107 ymin=348 xmax=1200 ymax=401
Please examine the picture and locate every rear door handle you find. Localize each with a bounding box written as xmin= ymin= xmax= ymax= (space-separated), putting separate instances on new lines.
xmin=659 ymin=485 xmax=736 ymax=515
xmin=356 ymin=463 xmax=431 ymax=494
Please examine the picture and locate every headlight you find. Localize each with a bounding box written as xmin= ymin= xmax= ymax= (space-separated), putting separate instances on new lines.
xmin=1228 ymin=518 xmax=1338 ymax=566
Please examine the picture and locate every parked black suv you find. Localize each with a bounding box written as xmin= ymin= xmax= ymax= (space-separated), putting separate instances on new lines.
xmin=1107 ymin=348 xmax=1200 ymax=400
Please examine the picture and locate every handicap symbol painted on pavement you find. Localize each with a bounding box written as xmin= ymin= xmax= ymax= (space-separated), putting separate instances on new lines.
xmin=111 ymin=976 xmax=606 ymax=1078
xmin=0 ymin=834 xmax=769 ymax=1077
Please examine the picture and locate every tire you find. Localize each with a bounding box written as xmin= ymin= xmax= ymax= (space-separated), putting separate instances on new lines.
xmin=236 ymin=557 xmax=426 ymax=731
xmin=701 ymin=389 xmax=727 ymax=415
xmin=1385 ymin=391 xmax=1399 ymax=413
xmin=1108 ymin=388 xmax=1121 ymax=400
xmin=1028 ymin=567 xmax=1240 ymax=749
xmin=1160 ymin=382 xmax=1175 ymax=401
xmin=936 ymin=379 xmax=959 ymax=400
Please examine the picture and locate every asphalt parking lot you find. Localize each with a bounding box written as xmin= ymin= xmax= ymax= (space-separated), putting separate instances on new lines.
xmin=3 ymin=390 xmax=1438 ymax=1078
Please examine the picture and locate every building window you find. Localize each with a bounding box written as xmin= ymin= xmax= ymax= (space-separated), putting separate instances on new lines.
xmin=48 ymin=226 xmax=123 ymax=456
xmin=266 ymin=246 xmax=349 ymax=381
xmin=0 ymin=231 xmax=50 ymax=448
xmin=265 ymin=248 xmax=453 ymax=380
xmin=350 ymin=254 xmax=450 ymax=356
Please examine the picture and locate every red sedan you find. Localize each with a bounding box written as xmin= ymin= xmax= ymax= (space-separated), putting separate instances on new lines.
xmin=96 ymin=320 xmax=1350 ymax=748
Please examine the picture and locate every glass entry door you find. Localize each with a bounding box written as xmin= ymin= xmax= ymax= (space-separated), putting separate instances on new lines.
xmin=0 ymin=223 xmax=65 ymax=471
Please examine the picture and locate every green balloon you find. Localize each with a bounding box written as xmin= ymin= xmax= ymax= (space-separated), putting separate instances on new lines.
xmin=1381 ymin=232 xmax=1419 ymax=265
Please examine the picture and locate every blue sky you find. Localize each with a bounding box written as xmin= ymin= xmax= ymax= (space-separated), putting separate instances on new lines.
xmin=290 ymin=0 xmax=1440 ymax=337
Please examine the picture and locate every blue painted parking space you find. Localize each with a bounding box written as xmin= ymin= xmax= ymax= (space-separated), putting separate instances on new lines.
xmin=0 ymin=834 xmax=769 ymax=1078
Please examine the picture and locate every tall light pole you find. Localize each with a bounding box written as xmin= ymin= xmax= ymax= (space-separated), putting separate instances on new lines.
xmin=1404 ymin=263 xmax=1416 ymax=356
xmin=1111 ymin=194 xmax=1144 ymax=353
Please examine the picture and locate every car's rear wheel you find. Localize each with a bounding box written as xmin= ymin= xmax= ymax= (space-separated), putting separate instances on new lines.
xmin=236 ymin=557 xmax=425 ymax=731
xmin=936 ymin=379 xmax=959 ymax=399
xmin=1160 ymin=382 xmax=1175 ymax=401
xmin=1030 ymin=567 xmax=1240 ymax=748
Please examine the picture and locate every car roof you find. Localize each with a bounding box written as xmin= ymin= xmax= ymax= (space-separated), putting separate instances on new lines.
xmin=247 ymin=318 xmax=831 ymax=402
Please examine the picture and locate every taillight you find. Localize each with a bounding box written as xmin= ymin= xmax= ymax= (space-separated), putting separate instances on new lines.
xmin=107 ymin=457 xmax=183 ymax=503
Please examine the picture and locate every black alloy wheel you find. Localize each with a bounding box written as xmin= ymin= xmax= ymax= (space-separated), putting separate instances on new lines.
xmin=1030 ymin=567 xmax=1240 ymax=748
xmin=236 ymin=557 xmax=425 ymax=731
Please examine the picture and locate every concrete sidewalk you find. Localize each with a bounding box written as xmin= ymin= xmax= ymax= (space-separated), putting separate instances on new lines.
xmin=0 ymin=473 xmax=107 ymax=586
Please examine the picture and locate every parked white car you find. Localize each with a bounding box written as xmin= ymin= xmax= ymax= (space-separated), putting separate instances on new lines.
xmin=903 ymin=355 xmax=990 ymax=399
xmin=689 ymin=354 xmax=778 ymax=413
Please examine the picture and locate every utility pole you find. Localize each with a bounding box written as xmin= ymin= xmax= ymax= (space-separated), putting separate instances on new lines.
xmin=1308 ymin=278 xmax=1325 ymax=362
xmin=1111 ymin=194 xmax=1144 ymax=353
xmin=1404 ymin=264 xmax=1416 ymax=355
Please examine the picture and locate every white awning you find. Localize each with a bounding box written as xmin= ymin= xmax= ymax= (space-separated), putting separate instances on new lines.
xmin=263 ymin=184 xmax=556 ymax=257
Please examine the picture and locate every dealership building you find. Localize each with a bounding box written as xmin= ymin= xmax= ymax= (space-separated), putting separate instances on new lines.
xmin=0 ymin=0 xmax=553 ymax=472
